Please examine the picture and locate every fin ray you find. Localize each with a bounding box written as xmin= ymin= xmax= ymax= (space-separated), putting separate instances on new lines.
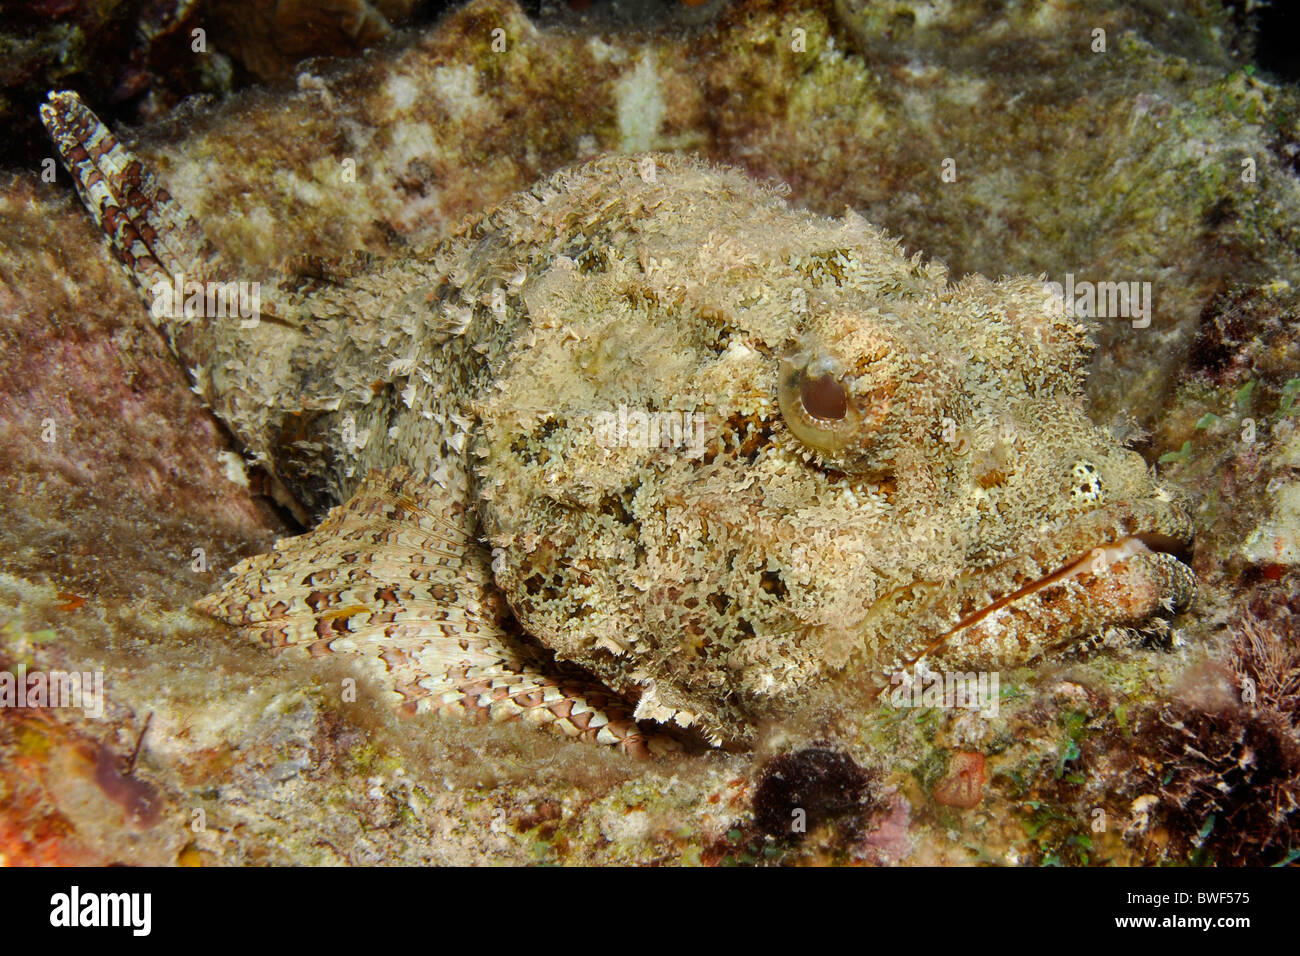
xmin=198 ymin=467 xmax=675 ymax=757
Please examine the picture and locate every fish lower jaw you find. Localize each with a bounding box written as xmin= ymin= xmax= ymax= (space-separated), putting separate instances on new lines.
xmin=926 ymin=536 xmax=1195 ymax=672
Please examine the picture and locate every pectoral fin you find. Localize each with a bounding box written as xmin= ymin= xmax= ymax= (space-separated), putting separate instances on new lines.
xmin=197 ymin=467 xmax=672 ymax=757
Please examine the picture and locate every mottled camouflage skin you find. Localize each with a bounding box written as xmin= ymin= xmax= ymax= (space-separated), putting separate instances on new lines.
xmin=42 ymin=93 xmax=1193 ymax=751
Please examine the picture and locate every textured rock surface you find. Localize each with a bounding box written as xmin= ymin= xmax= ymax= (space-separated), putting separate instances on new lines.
xmin=0 ymin=0 xmax=452 ymax=168
xmin=3 ymin=0 xmax=1299 ymax=865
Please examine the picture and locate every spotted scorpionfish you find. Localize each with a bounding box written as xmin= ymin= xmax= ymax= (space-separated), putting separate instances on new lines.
xmin=42 ymin=91 xmax=1194 ymax=756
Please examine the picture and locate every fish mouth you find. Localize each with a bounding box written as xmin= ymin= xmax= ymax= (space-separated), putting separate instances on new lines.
xmin=945 ymin=532 xmax=1192 ymax=635
xmin=884 ymin=500 xmax=1196 ymax=671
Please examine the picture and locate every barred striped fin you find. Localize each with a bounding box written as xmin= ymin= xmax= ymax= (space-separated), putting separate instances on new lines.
xmin=40 ymin=90 xmax=223 ymax=307
xmin=40 ymin=89 xmax=313 ymax=511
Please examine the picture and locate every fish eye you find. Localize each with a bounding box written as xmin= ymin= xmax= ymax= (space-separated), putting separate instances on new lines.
xmin=777 ymin=352 xmax=863 ymax=456
xmin=800 ymin=370 xmax=849 ymax=421
xmin=776 ymin=342 xmax=899 ymax=477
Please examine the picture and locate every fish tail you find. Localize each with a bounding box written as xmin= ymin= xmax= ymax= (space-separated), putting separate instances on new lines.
xmin=40 ymin=91 xmax=226 ymax=313
xmin=40 ymin=90 xmax=314 ymax=506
